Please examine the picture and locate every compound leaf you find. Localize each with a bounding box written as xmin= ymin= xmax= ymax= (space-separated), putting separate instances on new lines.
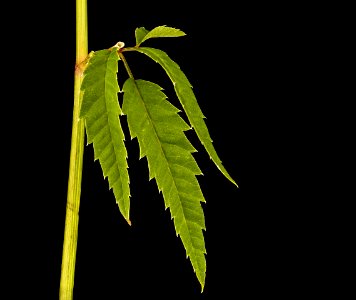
xmin=80 ymin=49 xmax=131 ymax=224
xmin=134 ymin=47 xmax=237 ymax=186
xmin=122 ymin=78 xmax=206 ymax=290
xmin=135 ymin=25 xmax=186 ymax=46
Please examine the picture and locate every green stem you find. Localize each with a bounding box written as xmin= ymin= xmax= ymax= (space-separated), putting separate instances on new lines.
xmin=59 ymin=0 xmax=87 ymax=299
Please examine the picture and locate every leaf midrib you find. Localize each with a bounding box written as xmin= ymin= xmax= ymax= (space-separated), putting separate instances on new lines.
xmin=103 ymin=54 xmax=126 ymax=208
xmin=133 ymin=79 xmax=197 ymax=255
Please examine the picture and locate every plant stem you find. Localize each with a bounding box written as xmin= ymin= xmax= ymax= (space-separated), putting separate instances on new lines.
xmin=59 ymin=0 xmax=87 ymax=299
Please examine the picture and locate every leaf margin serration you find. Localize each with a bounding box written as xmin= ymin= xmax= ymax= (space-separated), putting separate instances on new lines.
xmin=122 ymin=77 xmax=207 ymax=290
xmin=132 ymin=46 xmax=237 ymax=187
xmin=79 ymin=48 xmax=131 ymax=224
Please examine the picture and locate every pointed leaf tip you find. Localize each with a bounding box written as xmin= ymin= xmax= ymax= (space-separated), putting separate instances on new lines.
xmin=134 ymin=47 xmax=237 ymax=187
xmin=123 ymin=78 xmax=206 ymax=291
xmin=80 ymin=49 xmax=131 ymax=223
xmin=135 ymin=25 xmax=186 ymax=46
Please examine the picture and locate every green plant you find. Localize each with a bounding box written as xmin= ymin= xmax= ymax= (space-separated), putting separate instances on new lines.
xmin=60 ymin=1 xmax=237 ymax=299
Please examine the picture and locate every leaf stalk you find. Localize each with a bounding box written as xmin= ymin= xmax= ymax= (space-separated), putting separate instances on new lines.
xmin=119 ymin=52 xmax=134 ymax=79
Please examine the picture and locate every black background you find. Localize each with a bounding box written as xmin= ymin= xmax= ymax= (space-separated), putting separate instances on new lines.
xmin=6 ymin=1 xmax=341 ymax=299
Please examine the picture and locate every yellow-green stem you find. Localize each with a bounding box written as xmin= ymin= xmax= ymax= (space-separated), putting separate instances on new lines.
xmin=59 ymin=0 xmax=87 ymax=299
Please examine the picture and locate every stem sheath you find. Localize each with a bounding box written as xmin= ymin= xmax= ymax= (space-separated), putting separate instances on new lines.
xmin=59 ymin=0 xmax=87 ymax=299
